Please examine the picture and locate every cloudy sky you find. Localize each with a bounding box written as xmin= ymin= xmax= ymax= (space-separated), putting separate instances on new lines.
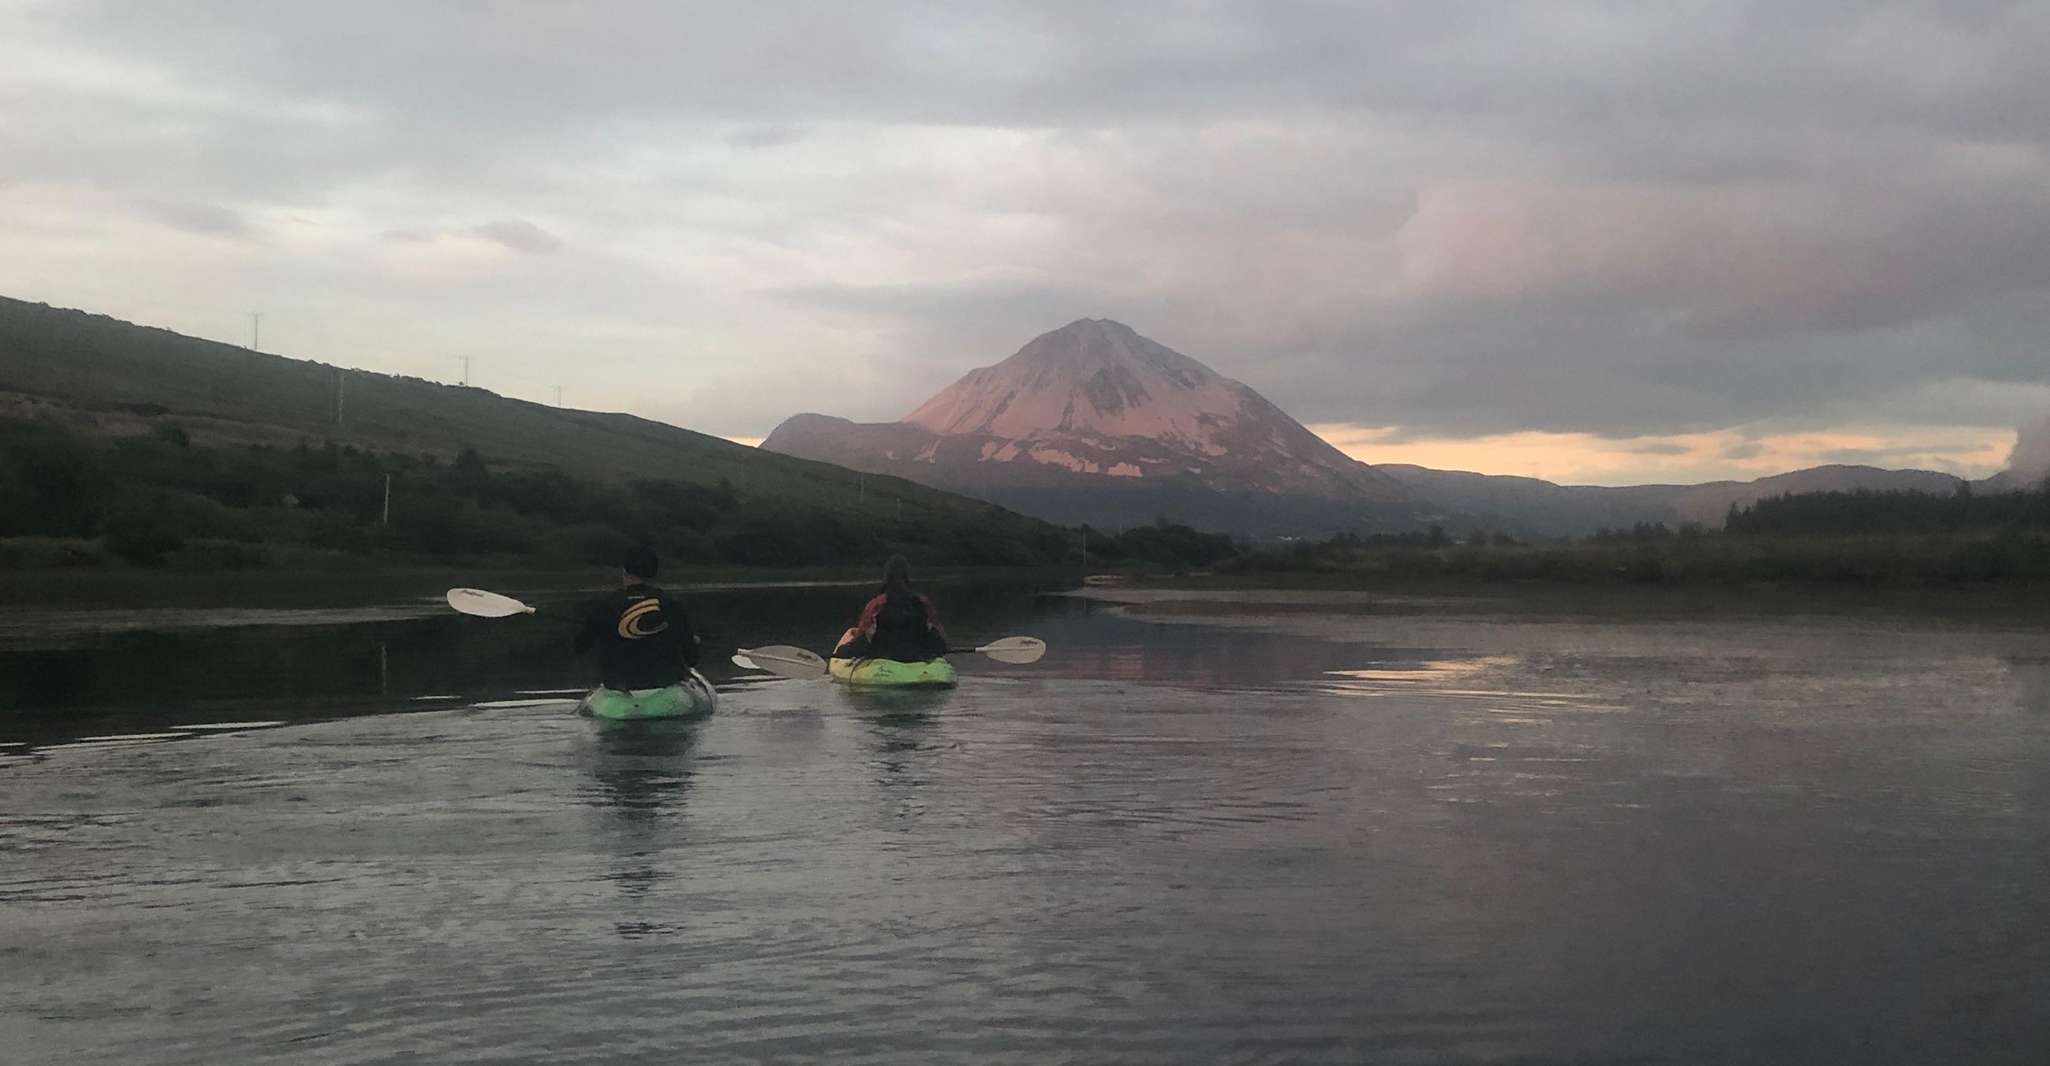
xmin=4 ymin=1 xmax=2047 ymax=485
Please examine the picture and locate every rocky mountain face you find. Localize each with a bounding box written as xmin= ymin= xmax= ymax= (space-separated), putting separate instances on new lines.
xmin=763 ymin=319 xmax=1424 ymax=534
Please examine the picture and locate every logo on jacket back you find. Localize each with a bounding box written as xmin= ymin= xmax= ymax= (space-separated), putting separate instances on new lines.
xmin=618 ymin=598 xmax=669 ymax=639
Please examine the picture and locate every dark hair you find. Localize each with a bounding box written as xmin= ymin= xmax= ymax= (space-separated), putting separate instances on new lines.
xmin=881 ymin=554 xmax=911 ymax=594
xmin=623 ymin=545 xmax=660 ymax=580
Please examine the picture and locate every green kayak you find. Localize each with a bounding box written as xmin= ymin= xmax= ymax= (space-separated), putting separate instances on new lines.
xmin=829 ymin=656 xmax=958 ymax=688
xmin=577 ymin=670 xmax=718 ymax=720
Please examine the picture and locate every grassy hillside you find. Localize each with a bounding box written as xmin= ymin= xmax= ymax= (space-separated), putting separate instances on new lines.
xmin=0 ymin=295 xmax=1076 ymax=573
xmin=1 ymin=296 xmax=1008 ymax=516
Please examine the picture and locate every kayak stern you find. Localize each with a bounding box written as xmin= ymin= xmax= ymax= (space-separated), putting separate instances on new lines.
xmin=828 ymin=656 xmax=958 ymax=688
xmin=578 ymin=670 xmax=718 ymax=720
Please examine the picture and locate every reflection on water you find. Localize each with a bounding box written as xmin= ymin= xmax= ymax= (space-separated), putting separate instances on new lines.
xmin=578 ymin=720 xmax=700 ymax=939
xmin=0 ymin=578 xmax=1065 ymax=749
xmin=2017 ymin=657 xmax=2050 ymax=714
xmin=992 ymin=594 xmax=1450 ymax=690
xmin=1324 ymin=655 xmax=1515 ymax=683
xmin=580 ymin=719 xmax=699 ymax=816
xmin=5 ymin=585 xmax=2050 ymax=1063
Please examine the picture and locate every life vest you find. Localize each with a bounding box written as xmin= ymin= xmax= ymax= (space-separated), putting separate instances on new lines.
xmin=869 ymin=590 xmax=940 ymax=660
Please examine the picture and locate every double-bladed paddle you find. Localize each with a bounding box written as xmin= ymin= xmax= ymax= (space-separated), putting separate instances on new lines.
xmin=447 ymin=587 xmax=538 ymax=617
xmin=449 ymin=588 xmax=1047 ymax=678
xmin=731 ymin=636 xmax=1047 ymax=679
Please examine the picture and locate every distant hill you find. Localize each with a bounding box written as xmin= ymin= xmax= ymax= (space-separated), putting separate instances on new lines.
xmin=0 ymin=295 xmax=1070 ymax=563
xmin=1380 ymin=463 xmax=1969 ymax=537
xmin=765 ymin=319 xmax=1433 ymax=535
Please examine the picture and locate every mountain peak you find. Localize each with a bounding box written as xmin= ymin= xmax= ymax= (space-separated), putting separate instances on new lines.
xmin=994 ymin=318 xmax=1195 ymax=378
xmin=903 ymin=319 xmax=1221 ymax=436
xmin=764 ymin=318 xmax=1416 ymax=531
xmin=879 ymin=319 xmax=1405 ymax=498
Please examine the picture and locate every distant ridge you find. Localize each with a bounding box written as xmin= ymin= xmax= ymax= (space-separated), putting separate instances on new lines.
xmin=1379 ymin=463 xmax=1970 ymax=537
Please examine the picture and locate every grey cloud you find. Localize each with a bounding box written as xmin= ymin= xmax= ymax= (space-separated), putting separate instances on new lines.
xmin=774 ymin=279 xmax=1096 ymax=331
xmin=1239 ymin=292 xmax=2050 ymax=438
xmin=373 ymin=221 xmax=562 ymax=253
xmin=7 ymin=2 xmax=2050 ymax=453
xmin=726 ymin=125 xmax=810 ymax=149
xmin=771 ymin=280 xmax=1117 ymax=386
xmin=29 ymin=3 xmax=2049 ymax=182
xmin=1817 ymin=440 xmax=2001 ymax=468
xmin=472 ymin=219 xmax=563 ymax=254
xmin=2008 ymin=416 xmax=2050 ymax=485
xmin=139 ymin=200 xmax=252 ymax=238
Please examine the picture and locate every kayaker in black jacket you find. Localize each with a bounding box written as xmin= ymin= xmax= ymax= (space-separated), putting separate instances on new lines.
xmin=573 ymin=546 xmax=700 ymax=690
xmin=833 ymin=555 xmax=948 ymax=662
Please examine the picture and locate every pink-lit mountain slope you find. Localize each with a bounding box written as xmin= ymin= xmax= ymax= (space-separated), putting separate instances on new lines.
xmin=763 ymin=319 xmax=1420 ymax=534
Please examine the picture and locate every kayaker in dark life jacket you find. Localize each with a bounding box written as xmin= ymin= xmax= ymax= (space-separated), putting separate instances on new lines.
xmin=833 ymin=555 xmax=948 ymax=662
xmin=573 ymin=546 xmax=700 ymax=690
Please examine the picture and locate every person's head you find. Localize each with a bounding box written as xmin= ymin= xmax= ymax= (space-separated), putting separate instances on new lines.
xmin=622 ymin=545 xmax=660 ymax=584
xmin=882 ymin=554 xmax=911 ymax=594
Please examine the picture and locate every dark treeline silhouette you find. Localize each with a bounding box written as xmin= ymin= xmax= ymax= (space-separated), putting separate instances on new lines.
xmin=0 ymin=414 xmax=1253 ymax=575
xmin=1222 ymin=489 xmax=2050 ymax=586
xmin=1728 ymin=484 xmax=2050 ymax=535
xmin=1083 ymin=518 xmax=1239 ymax=572
xmin=1588 ymin=521 xmax=1711 ymax=542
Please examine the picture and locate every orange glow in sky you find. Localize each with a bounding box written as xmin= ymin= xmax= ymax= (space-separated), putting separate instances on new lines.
xmin=1309 ymin=423 xmax=2016 ymax=487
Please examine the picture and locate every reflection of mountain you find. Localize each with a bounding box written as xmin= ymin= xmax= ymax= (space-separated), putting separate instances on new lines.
xmin=766 ymin=319 xmax=1428 ymax=535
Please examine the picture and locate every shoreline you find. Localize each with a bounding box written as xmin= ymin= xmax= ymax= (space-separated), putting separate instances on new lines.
xmin=1063 ymin=573 xmax=2050 ymax=625
xmin=0 ymin=561 xmax=1075 ymax=610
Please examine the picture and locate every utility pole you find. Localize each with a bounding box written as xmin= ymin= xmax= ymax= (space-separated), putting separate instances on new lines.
xmin=334 ymin=368 xmax=345 ymax=426
xmin=858 ymin=472 xmax=865 ymax=505
xmin=381 ymin=473 xmax=391 ymax=525
xmin=553 ymin=385 xmax=563 ymax=407
xmin=896 ymin=497 xmax=902 ymax=521
xmin=461 ymin=356 xmax=470 ymax=387
xmin=250 ymin=312 xmax=261 ymax=351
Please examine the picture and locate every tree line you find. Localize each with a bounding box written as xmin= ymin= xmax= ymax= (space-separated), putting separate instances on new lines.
xmin=1727 ymin=482 xmax=2050 ymax=536
xmin=0 ymin=415 xmax=1246 ymax=574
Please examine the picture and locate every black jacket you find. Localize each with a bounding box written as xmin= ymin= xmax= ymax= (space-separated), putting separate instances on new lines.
xmin=572 ymin=582 xmax=699 ymax=690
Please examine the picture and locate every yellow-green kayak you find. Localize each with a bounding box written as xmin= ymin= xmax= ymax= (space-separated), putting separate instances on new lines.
xmin=577 ymin=670 xmax=718 ymax=720
xmin=828 ymin=656 xmax=958 ymax=688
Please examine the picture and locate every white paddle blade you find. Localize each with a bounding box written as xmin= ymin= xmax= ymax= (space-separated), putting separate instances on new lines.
xmin=735 ymin=646 xmax=828 ymax=679
xmin=730 ymin=654 xmax=759 ymax=670
xmin=976 ymin=636 xmax=1046 ymax=664
xmin=446 ymin=588 xmax=537 ymax=618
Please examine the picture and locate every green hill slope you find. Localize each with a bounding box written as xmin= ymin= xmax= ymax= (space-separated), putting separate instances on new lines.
xmin=0 ymin=295 xmax=1073 ymax=571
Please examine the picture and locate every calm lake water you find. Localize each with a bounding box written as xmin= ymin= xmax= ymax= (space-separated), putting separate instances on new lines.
xmin=4 ymin=580 xmax=2049 ymax=1064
